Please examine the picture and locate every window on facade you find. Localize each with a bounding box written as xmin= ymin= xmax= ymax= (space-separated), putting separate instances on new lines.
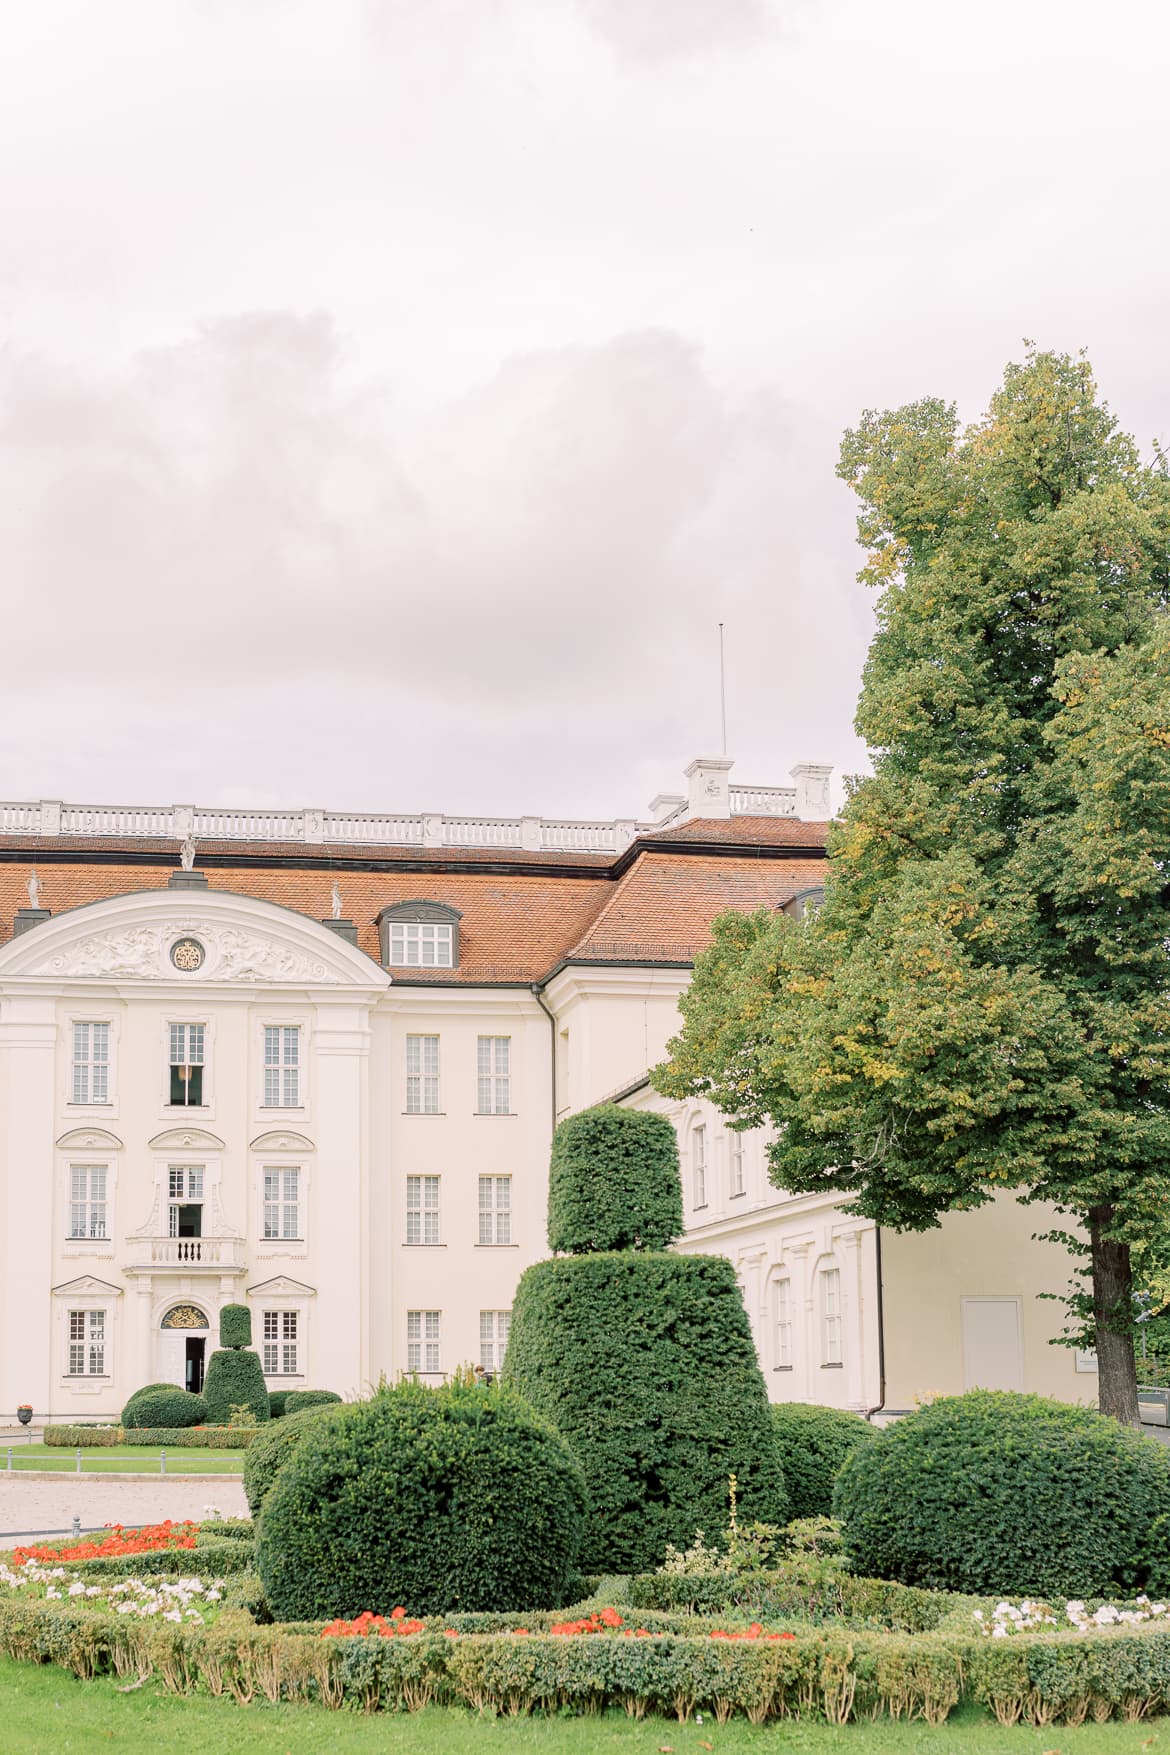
xmin=406 ymin=1175 xmax=441 ymax=1245
xmin=693 ymin=1125 xmax=707 ymax=1207
xmin=262 ymin=1168 xmax=300 ymax=1240
xmin=68 ymin=1309 xmax=105 ymax=1376
xmin=264 ymin=1026 xmax=300 ymax=1107
xmin=69 ymin=1165 xmax=108 ymax=1240
xmin=821 ymin=1267 xmax=843 ymax=1366
xmin=407 ymin=1309 xmax=440 ymax=1373
xmin=405 ymin=1035 xmax=440 ymax=1113
xmin=775 ymin=1279 xmax=793 ymax=1370
xmin=71 ymin=1021 xmax=109 ymax=1105
xmin=390 ymin=922 xmax=454 ymax=967
xmin=476 ymin=1037 xmax=510 ymax=1113
xmin=480 ymin=1309 xmax=511 ymax=1373
xmin=168 ymin=1166 xmax=204 ymax=1239
xmin=478 ymin=1175 xmax=512 ymax=1245
xmin=262 ymin=1310 xmax=299 ymax=1375
xmin=729 ymin=1132 xmax=745 ymax=1198
xmin=168 ymin=1023 xmax=205 ymax=1106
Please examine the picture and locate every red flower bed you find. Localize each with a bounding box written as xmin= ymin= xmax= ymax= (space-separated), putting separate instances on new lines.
xmin=320 ymin=1607 xmax=425 ymax=1639
xmin=14 ymin=1520 xmax=198 ymax=1567
xmin=319 ymin=1604 xmax=798 ymax=1642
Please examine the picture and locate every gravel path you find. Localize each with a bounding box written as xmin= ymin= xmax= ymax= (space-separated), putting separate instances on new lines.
xmin=0 ymin=1473 xmax=248 ymax=1545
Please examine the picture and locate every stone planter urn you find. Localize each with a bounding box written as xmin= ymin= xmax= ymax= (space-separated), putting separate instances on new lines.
xmin=16 ymin=1405 xmax=32 ymax=1426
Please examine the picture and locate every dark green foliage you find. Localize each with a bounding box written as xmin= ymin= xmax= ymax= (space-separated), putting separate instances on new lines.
xmin=770 ymin=1403 xmax=877 ymax=1521
xmin=547 ymin=1105 xmax=683 ymax=1253
xmin=243 ymin=1406 xmax=338 ymax=1516
xmin=834 ymin=1390 xmax=1170 ymax=1597
xmin=504 ymin=1252 xmax=787 ymax=1573
xmin=256 ymin=1379 xmax=587 ymax=1619
xmin=202 ymin=1348 xmax=270 ymax=1424
xmin=121 ymin=1387 xmax=207 ymax=1430
xmin=267 ymin=1391 xmax=287 ymax=1419
xmin=219 ymin=1303 xmax=252 ymax=1348
xmin=120 ymin=1426 xmax=258 ymax=1447
xmin=283 ymin=1389 xmax=342 ymax=1415
xmin=44 ymin=1426 xmax=123 ymax=1447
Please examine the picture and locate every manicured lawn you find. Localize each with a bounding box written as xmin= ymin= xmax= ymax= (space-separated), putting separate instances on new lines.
xmin=0 ymin=1443 xmax=243 ymax=1474
xmin=0 ymin=1659 xmax=1165 ymax=1755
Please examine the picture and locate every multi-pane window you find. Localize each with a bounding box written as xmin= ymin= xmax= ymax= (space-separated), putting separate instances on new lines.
xmin=168 ymin=1023 xmax=205 ymax=1106
xmin=406 ymin=1175 xmax=441 ymax=1245
xmin=168 ymin=1166 xmax=204 ymax=1238
xmin=480 ymin=1310 xmax=511 ymax=1373
xmin=478 ymin=1175 xmax=512 ymax=1245
xmin=262 ymin=1310 xmax=299 ymax=1375
xmin=407 ymin=1309 xmax=441 ymax=1373
xmin=71 ymin=1022 xmax=109 ymax=1104
xmin=821 ymin=1267 xmax=843 ymax=1366
xmin=264 ymin=1026 xmax=300 ymax=1107
xmin=69 ymin=1165 xmax=108 ymax=1240
xmin=68 ymin=1309 xmax=105 ymax=1376
xmin=390 ymin=922 xmax=454 ymax=967
xmin=693 ymin=1126 xmax=707 ymax=1207
xmin=405 ymin=1036 xmax=440 ymax=1113
xmin=263 ymin=1168 xmax=301 ymax=1240
xmin=476 ymin=1037 xmax=510 ymax=1114
xmin=729 ymin=1132 xmax=745 ymax=1198
xmin=775 ymin=1279 xmax=793 ymax=1370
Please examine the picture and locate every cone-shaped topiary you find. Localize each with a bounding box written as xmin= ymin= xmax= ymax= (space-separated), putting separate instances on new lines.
xmin=256 ymin=1379 xmax=587 ymax=1618
xmin=202 ymin=1347 xmax=270 ymax=1424
xmin=547 ymin=1104 xmax=682 ymax=1253
xmin=219 ymin=1303 xmax=252 ymax=1348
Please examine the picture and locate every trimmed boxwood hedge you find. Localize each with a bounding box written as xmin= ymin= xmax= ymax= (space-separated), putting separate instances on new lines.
xmin=121 ymin=1387 xmax=207 ymax=1430
xmin=547 ymin=1105 xmax=683 ymax=1253
xmin=505 ymin=1251 xmax=787 ymax=1573
xmin=44 ymin=1426 xmax=123 ymax=1447
xmin=770 ymin=1403 xmax=877 ymax=1521
xmin=243 ymin=1405 xmax=339 ymax=1515
xmin=120 ymin=1425 xmax=259 ymax=1448
xmin=283 ymin=1389 xmax=342 ymax=1415
xmin=202 ymin=1348 xmax=270 ymax=1425
xmin=834 ymin=1390 xmax=1170 ymax=1599
xmin=219 ymin=1303 xmax=252 ymax=1348
xmin=256 ymin=1380 xmax=587 ymax=1619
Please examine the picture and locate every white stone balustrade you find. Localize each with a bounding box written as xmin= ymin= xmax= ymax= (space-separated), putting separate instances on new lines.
xmin=128 ymin=1236 xmax=246 ymax=1271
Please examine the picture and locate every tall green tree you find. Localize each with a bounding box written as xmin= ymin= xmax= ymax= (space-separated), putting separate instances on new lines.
xmin=657 ymin=350 xmax=1170 ymax=1424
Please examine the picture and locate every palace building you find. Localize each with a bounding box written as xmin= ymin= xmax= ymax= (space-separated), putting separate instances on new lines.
xmin=0 ymin=757 xmax=1095 ymax=1423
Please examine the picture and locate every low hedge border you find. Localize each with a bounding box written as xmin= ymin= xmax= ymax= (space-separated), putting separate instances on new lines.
xmin=44 ymin=1427 xmax=124 ymax=1448
xmin=121 ymin=1427 xmax=259 ymax=1449
xmin=626 ymin=1568 xmax=969 ymax=1632
xmin=3 ymin=1591 xmax=1170 ymax=1725
xmin=58 ymin=1540 xmax=255 ymax=1581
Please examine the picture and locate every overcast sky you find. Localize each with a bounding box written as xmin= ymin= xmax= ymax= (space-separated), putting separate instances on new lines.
xmin=2 ymin=0 xmax=1168 ymax=822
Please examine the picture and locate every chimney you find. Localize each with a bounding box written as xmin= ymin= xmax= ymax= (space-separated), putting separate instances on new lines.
xmin=790 ymin=762 xmax=833 ymax=821
xmin=12 ymin=907 xmax=51 ymax=936
xmin=684 ymin=756 xmax=734 ymax=820
xmin=321 ymin=918 xmax=359 ymax=945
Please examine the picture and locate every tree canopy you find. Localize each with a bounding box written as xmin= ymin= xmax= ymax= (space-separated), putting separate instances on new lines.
xmin=657 ymin=349 xmax=1170 ymax=1421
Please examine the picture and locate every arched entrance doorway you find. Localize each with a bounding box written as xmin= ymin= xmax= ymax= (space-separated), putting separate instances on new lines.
xmin=159 ymin=1302 xmax=210 ymax=1394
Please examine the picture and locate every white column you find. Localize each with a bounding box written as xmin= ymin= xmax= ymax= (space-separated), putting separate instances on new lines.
xmin=135 ymin=1284 xmax=154 ymax=1390
xmin=839 ymin=1229 xmax=867 ymax=1410
xmin=313 ymin=1001 xmax=372 ymax=1396
xmin=0 ymin=995 xmax=58 ymax=1417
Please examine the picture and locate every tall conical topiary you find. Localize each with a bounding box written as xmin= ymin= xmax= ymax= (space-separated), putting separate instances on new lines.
xmin=202 ymin=1302 xmax=270 ymax=1424
xmin=505 ymin=1103 xmax=786 ymax=1572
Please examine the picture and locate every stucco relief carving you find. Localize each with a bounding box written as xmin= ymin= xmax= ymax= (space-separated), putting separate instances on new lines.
xmin=43 ymin=923 xmax=340 ymax=984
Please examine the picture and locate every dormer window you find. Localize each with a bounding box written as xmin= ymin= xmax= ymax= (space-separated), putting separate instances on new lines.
xmin=780 ymin=887 xmax=825 ymax=922
xmin=378 ymin=902 xmax=462 ymax=970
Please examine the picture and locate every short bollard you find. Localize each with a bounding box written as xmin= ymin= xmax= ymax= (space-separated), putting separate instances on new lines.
xmin=160 ymin=1448 xmax=166 ymax=1476
xmin=72 ymin=1516 xmax=81 ymax=1539
xmin=76 ymin=1446 xmax=82 ymax=1474
xmin=6 ymin=1448 xmax=11 ymax=1473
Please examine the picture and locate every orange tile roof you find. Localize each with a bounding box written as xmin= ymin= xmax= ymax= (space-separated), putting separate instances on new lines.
xmin=0 ymin=820 xmax=829 ymax=984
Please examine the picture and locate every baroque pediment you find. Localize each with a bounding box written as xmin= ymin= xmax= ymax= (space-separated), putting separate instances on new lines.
xmin=248 ymin=1275 xmax=315 ymax=1297
xmin=56 ymin=1127 xmax=124 ymax=1151
xmin=148 ymin=1128 xmax=226 ymax=1152
xmin=52 ymin=1275 xmax=123 ymax=1297
xmin=250 ymin=1130 xmax=314 ymax=1153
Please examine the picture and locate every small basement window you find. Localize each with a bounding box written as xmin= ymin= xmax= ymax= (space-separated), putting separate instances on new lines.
xmin=378 ymin=901 xmax=462 ymax=969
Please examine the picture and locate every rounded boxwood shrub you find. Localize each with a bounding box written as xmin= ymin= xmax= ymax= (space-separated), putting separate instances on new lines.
xmin=219 ymin=1303 xmax=252 ymax=1348
xmin=771 ymin=1402 xmax=877 ymax=1521
xmin=547 ymin=1104 xmax=682 ymax=1252
xmin=256 ymin=1380 xmax=587 ymax=1619
xmin=243 ymin=1405 xmax=338 ymax=1516
xmin=122 ymin=1386 xmax=207 ymax=1430
xmin=283 ymin=1389 xmax=342 ymax=1415
xmin=834 ymin=1390 xmax=1170 ymax=1598
xmin=202 ymin=1348 xmax=270 ymax=1425
xmin=505 ymin=1252 xmax=787 ymax=1573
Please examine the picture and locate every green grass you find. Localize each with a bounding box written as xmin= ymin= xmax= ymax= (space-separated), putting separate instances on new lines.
xmin=0 ymin=1659 xmax=1166 ymax=1755
xmin=0 ymin=1443 xmax=243 ymax=1474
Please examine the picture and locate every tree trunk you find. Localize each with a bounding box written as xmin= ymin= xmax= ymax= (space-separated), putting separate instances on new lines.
xmin=1089 ymin=1206 xmax=1140 ymax=1426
